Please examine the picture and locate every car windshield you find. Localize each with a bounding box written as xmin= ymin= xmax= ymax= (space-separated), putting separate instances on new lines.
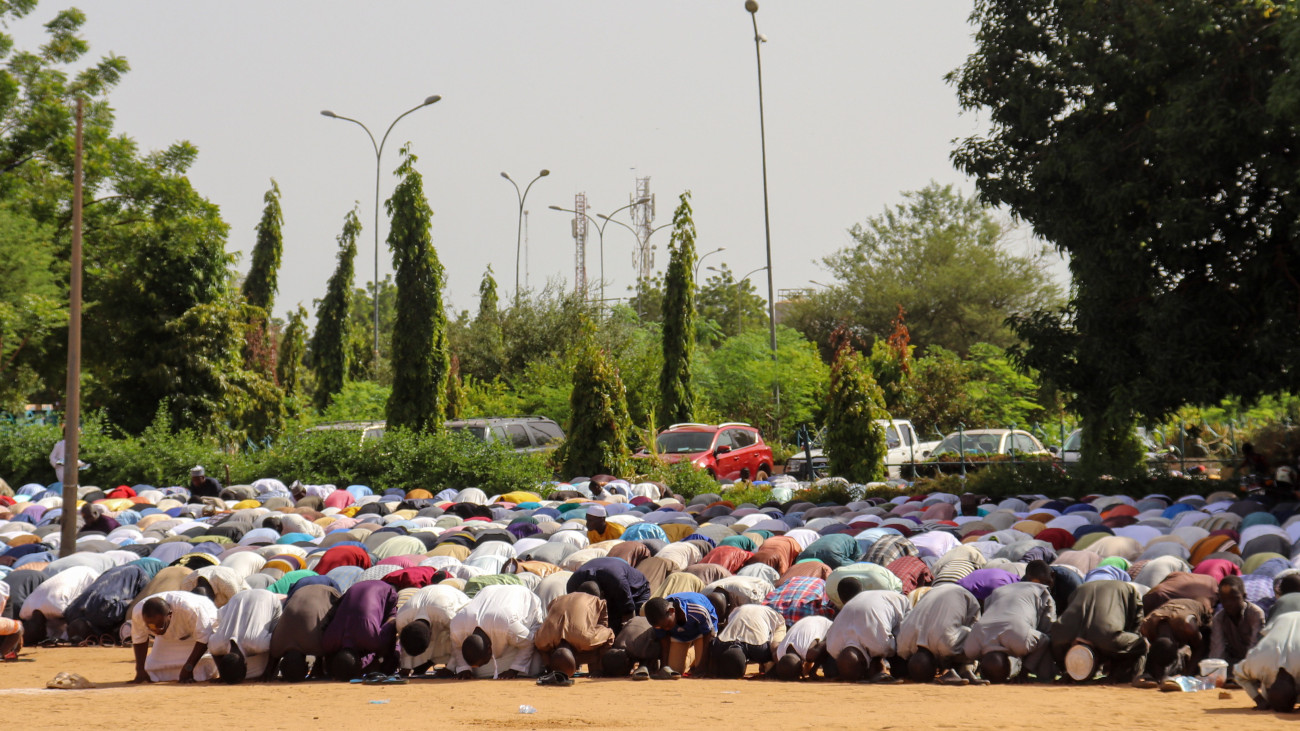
xmin=1063 ymin=430 xmax=1082 ymax=451
xmin=656 ymin=431 xmax=715 ymax=454
xmin=932 ymin=433 xmax=1001 ymax=455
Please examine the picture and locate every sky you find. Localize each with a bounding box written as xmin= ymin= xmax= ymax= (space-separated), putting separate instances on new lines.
xmin=13 ymin=0 xmax=1064 ymax=323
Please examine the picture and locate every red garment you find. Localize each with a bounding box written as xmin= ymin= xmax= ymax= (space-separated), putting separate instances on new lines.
xmin=1034 ymin=528 xmax=1076 ymax=551
xmin=381 ymin=566 xmax=448 ymax=591
xmin=377 ymin=554 xmax=421 ymax=569
xmin=107 ymin=485 xmax=137 ymax=500
xmin=886 ymin=555 xmax=933 ymax=594
xmin=746 ymin=536 xmax=802 ymax=574
xmin=323 ymin=490 xmax=354 ymax=510
xmin=313 ymin=545 xmax=372 ymax=575
xmin=777 ymin=560 xmax=832 ymax=584
xmin=700 ymin=545 xmax=753 ymax=573
xmin=1193 ymin=558 xmax=1241 ymax=584
xmin=1143 ymin=571 xmax=1218 ymax=614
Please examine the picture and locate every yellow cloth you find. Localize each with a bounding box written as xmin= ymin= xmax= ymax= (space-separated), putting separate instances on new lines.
xmin=587 ymin=523 xmax=625 ymax=544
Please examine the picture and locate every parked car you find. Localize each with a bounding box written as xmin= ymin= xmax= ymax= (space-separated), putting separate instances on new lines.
xmin=784 ymin=419 xmax=941 ymax=480
xmin=1058 ymin=427 xmax=1170 ymax=470
xmin=445 ymin=416 xmax=565 ymax=454
xmin=303 ymin=416 xmax=565 ymax=454
xmin=920 ymin=428 xmax=1050 ymax=474
xmin=637 ymin=422 xmax=775 ymax=481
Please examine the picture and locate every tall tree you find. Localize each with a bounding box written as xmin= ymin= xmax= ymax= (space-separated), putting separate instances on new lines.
xmin=657 ymin=191 xmax=697 ymax=427
xmin=947 ymin=0 xmax=1298 ymax=474
xmin=385 ymin=145 xmax=449 ymax=432
xmin=558 ymin=322 xmax=632 ymax=477
xmin=786 ymin=182 xmax=1062 ymax=358
xmin=242 ymin=179 xmax=284 ymax=313
xmin=697 ymin=265 xmax=768 ymax=340
xmin=310 ymin=207 xmax=360 ymax=411
xmin=824 ymin=336 xmax=888 ymax=483
xmin=278 ymin=304 xmax=308 ymax=413
xmin=476 ymin=265 xmax=499 ymax=324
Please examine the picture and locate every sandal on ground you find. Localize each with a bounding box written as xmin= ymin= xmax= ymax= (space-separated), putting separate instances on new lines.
xmin=632 ymin=666 xmax=650 ymax=681
xmin=651 ymin=666 xmax=682 ymax=680
xmin=536 ymin=671 xmax=574 ymax=687
xmin=1131 ymin=676 xmax=1159 ymax=689
xmin=938 ymin=669 xmax=968 ymax=686
xmin=868 ymin=672 xmax=903 ymax=685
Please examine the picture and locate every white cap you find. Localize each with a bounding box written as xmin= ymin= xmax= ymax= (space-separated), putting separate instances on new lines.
xmin=190 ymin=465 xmax=205 ymax=477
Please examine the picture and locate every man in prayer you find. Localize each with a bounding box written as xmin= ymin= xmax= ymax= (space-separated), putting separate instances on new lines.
xmin=770 ymin=615 xmax=834 ymax=680
xmin=1050 ymin=580 xmax=1147 ymax=683
xmin=645 ymin=592 xmax=717 ymax=678
xmin=210 ymin=588 xmax=282 ymax=684
xmin=187 ymin=465 xmax=221 ymax=503
xmin=896 ymin=582 xmax=983 ymax=685
xmin=20 ymin=565 xmax=99 ymax=644
xmin=824 ymin=578 xmax=910 ymax=683
xmin=449 ymin=583 xmax=544 ymax=679
xmin=267 ymin=583 xmax=338 ymax=682
xmin=585 ymin=505 xmax=624 ymax=543
xmin=600 ymin=615 xmax=663 ymax=679
xmin=1236 ymin=611 xmax=1300 ymax=712
xmin=0 ymin=583 xmax=22 ymax=660
xmin=566 ymin=557 xmax=650 ymax=636
xmin=964 ymin=560 xmax=1057 ymax=683
xmin=1135 ymin=590 xmax=1211 ymax=687
xmin=79 ymin=503 xmax=118 ymax=535
xmin=1211 ymin=575 xmax=1266 ymax=686
xmin=320 ymin=579 xmax=398 ymax=681
xmin=396 ymin=584 xmax=470 ymax=676
xmin=130 ymin=592 xmax=218 ymax=683
xmin=712 ymin=603 xmax=787 ymax=678
xmin=534 ymin=587 xmax=615 ymax=683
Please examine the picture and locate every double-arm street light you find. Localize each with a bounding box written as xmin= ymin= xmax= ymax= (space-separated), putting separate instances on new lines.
xmin=502 ymin=170 xmax=550 ymax=298
xmin=321 ymin=94 xmax=442 ymax=371
xmin=548 ymin=197 xmax=647 ymax=305
xmin=695 ymin=246 xmax=726 ymax=283
xmin=744 ymin=0 xmax=781 ymax=422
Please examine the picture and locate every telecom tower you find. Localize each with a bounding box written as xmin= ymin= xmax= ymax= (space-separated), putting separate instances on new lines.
xmin=631 ymin=177 xmax=656 ymax=282
xmin=571 ymin=193 xmax=588 ymax=297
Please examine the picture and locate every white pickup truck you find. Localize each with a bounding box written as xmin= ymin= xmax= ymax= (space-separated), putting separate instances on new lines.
xmin=784 ymin=418 xmax=942 ymax=480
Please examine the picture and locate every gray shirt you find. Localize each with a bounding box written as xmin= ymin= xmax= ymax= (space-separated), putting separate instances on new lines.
xmin=965 ymin=581 xmax=1056 ymax=658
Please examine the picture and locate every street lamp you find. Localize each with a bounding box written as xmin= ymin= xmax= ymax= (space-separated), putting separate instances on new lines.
xmin=321 ymin=94 xmax=442 ymax=372
xmin=502 ymin=170 xmax=550 ymax=298
xmin=694 ymin=247 xmax=726 ymax=283
xmin=708 ymin=264 xmax=768 ymax=335
xmin=744 ymin=1 xmax=781 ymax=424
xmin=549 ymin=197 xmax=648 ymax=306
xmin=601 ymin=216 xmax=673 ymax=317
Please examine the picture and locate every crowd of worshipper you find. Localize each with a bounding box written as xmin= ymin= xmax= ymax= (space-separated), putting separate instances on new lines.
xmin=4 ymin=470 xmax=1300 ymax=712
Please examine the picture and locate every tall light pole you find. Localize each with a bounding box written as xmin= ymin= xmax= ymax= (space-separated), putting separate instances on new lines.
xmin=708 ymin=264 xmax=768 ymax=336
xmin=321 ymin=94 xmax=441 ymax=372
xmin=694 ymin=246 xmax=726 ymax=283
xmin=744 ymin=0 xmax=781 ymax=426
xmin=548 ymin=197 xmax=647 ymax=306
xmin=60 ymin=98 xmax=85 ymax=558
xmin=502 ymin=169 xmax=550 ymax=299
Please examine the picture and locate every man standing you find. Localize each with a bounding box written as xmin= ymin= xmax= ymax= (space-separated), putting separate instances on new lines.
xmin=965 ymin=561 xmax=1058 ymax=683
xmin=449 ymin=584 xmax=544 ymax=679
xmin=130 ymin=592 xmax=219 ymax=683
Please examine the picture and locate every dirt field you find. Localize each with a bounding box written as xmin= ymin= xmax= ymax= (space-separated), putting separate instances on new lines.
xmin=0 ymin=646 xmax=1291 ymax=730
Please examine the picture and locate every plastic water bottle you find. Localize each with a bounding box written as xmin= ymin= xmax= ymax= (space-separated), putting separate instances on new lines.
xmin=519 ymin=705 xmax=537 ymax=715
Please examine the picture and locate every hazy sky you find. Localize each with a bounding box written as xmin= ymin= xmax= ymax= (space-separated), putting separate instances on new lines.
xmin=14 ymin=1 xmax=1061 ymax=322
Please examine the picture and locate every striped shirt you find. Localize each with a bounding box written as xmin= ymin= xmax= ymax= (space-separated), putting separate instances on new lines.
xmin=659 ymin=592 xmax=717 ymax=642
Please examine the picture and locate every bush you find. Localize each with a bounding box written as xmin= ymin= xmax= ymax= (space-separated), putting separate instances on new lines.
xmin=721 ymin=484 xmax=778 ymax=507
xmin=634 ymin=458 xmax=719 ymax=500
xmin=794 ymin=477 xmax=855 ymax=505
xmin=0 ymin=420 xmax=61 ymax=486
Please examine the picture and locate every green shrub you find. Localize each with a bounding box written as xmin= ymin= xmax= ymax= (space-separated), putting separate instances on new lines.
xmin=0 ymin=420 xmax=61 ymax=486
xmin=720 ymin=485 xmax=776 ymax=507
xmin=634 ymin=458 xmax=718 ymax=499
xmin=794 ymin=478 xmax=854 ymax=505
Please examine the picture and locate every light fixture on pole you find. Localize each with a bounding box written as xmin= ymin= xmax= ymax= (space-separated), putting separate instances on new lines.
xmin=502 ymin=169 xmax=550 ymax=299
xmin=708 ymin=264 xmax=768 ymax=335
xmin=321 ymin=94 xmax=442 ymax=373
xmin=694 ymin=247 xmax=726 ymax=283
xmin=600 ymin=215 xmax=673 ymax=317
xmin=744 ymin=0 xmax=781 ymax=428
xmin=549 ymin=197 xmax=647 ymax=306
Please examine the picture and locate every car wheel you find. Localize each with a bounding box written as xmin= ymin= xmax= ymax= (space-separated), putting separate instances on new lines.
xmin=756 ymin=465 xmax=771 ymax=481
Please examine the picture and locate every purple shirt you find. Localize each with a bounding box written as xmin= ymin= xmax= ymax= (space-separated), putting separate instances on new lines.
xmin=321 ymin=580 xmax=397 ymax=654
xmin=957 ymin=568 xmax=1019 ymax=603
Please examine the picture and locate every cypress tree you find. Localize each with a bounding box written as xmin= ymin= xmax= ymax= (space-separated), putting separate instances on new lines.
xmin=278 ymin=304 xmax=308 ymax=413
xmin=476 ymin=265 xmax=499 ymax=324
xmin=559 ymin=323 xmax=632 ymax=477
xmin=657 ymin=191 xmax=697 ymax=427
xmin=385 ymin=145 xmax=449 ymax=433
xmin=825 ymin=336 xmax=889 ymax=483
xmin=243 ymin=179 xmax=284 ymax=312
xmin=310 ymin=207 xmax=360 ymax=411
xmin=446 ymin=355 xmax=465 ymax=420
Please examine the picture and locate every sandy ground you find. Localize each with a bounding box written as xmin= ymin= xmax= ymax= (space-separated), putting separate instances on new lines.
xmin=0 ymin=646 xmax=1294 ymax=730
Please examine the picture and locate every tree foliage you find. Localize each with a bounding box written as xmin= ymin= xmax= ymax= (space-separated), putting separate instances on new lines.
xmin=557 ymin=322 xmax=632 ymax=477
xmin=658 ymin=191 xmax=697 ymax=427
xmin=946 ymin=0 xmax=1296 ymax=474
xmin=385 ymin=145 xmax=448 ymax=433
xmin=696 ymin=326 xmax=829 ymax=440
xmin=242 ymin=179 xmax=283 ymax=313
xmin=825 ymin=338 xmax=888 ymax=483
xmin=786 ymin=182 xmax=1062 ymax=358
xmin=278 ymin=304 xmax=308 ymax=414
xmin=310 ymin=206 xmax=360 ymax=411
xmin=697 ymin=264 xmax=768 ymax=341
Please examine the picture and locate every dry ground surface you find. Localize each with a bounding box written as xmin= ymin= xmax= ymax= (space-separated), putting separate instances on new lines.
xmin=0 ymin=646 xmax=1295 ymax=730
